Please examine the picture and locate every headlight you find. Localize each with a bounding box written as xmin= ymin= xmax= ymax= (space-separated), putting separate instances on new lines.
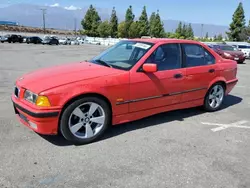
xmin=24 ymin=90 xmax=51 ymax=107
xmin=24 ymin=90 xmax=38 ymax=103
xmin=224 ymin=52 xmax=231 ymax=57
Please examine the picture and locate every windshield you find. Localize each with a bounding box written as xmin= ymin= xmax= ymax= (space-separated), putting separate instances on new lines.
xmin=238 ymin=45 xmax=250 ymax=49
xmin=90 ymin=40 xmax=154 ymax=70
xmin=220 ymin=45 xmax=235 ymax=51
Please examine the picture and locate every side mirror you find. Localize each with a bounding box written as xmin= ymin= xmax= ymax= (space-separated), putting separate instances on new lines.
xmin=142 ymin=63 xmax=157 ymax=73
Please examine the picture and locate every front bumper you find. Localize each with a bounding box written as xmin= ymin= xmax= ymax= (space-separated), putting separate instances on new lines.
xmin=226 ymin=56 xmax=246 ymax=62
xmin=12 ymin=95 xmax=60 ymax=135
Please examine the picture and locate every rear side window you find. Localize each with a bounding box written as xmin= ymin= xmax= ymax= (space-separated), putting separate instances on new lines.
xmin=182 ymin=44 xmax=215 ymax=67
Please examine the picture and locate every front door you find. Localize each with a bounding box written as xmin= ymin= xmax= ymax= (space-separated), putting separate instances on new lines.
xmin=129 ymin=43 xmax=186 ymax=113
xmin=180 ymin=43 xmax=218 ymax=102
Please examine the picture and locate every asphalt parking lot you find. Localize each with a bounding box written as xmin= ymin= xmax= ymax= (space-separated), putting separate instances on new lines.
xmin=0 ymin=43 xmax=250 ymax=188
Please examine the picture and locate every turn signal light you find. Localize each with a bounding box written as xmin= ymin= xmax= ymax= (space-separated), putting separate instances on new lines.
xmin=36 ymin=96 xmax=51 ymax=107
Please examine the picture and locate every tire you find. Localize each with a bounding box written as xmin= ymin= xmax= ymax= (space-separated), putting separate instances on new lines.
xmin=203 ymin=83 xmax=225 ymax=112
xmin=60 ymin=97 xmax=111 ymax=145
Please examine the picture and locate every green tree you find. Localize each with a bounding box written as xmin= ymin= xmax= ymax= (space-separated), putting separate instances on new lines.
xmin=118 ymin=21 xmax=126 ymax=38
xmin=97 ymin=20 xmax=111 ymax=38
xmin=138 ymin=6 xmax=149 ymax=37
xmin=217 ymin=34 xmax=223 ymax=41
xmin=169 ymin=32 xmax=177 ymax=38
xmin=227 ymin=2 xmax=246 ymax=41
xmin=186 ymin=23 xmax=194 ymax=39
xmin=125 ymin=5 xmax=135 ymax=38
xmin=110 ymin=7 xmax=118 ymax=38
xmin=175 ymin=22 xmax=183 ymax=38
xmin=213 ymin=35 xmax=217 ymax=41
xmin=150 ymin=10 xmax=165 ymax=38
xmin=205 ymin=32 xmax=209 ymax=39
xmin=149 ymin=12 xmax=156 ymax=37
xmin=182 ymin=24 xmax=187 ymax=38
xmin=81 ymin=4 xmax=101 ymax=37
xmin=129 ymin=21 xmax=140 ymax=38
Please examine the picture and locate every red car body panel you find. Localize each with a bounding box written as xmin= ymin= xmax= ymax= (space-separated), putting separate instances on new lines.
xmin=12 ymin=39 xmax=238 ymax=135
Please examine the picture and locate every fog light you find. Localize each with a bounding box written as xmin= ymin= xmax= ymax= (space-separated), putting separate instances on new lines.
xmin=29 ymin=121 xmax=37 ymax=130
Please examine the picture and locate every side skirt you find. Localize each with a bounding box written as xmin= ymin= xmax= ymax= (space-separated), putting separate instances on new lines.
xmin=112 ymin=98 xmax=204 ymax=125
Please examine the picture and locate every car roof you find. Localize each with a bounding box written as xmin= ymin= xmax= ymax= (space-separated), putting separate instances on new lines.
xmin=129 ymin=38 xmax=202 ymax=44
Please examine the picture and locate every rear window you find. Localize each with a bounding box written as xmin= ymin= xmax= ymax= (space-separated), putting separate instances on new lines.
xmin=238 ymin=45 xmax=250 ymax=49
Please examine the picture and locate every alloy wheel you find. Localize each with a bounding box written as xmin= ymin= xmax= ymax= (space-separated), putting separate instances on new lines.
xmin=208 ymin=85 xmax=224 ymax=109
xmin=68 ymin=102 xmax=105 ymax=139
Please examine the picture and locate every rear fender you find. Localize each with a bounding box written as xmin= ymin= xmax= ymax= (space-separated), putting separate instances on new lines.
xmin=208 ymin=77 xmax=227 ymax=90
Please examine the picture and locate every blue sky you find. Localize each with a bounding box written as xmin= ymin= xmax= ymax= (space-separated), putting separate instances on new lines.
xmin=1 ymin=0 xmax=250 ymax=26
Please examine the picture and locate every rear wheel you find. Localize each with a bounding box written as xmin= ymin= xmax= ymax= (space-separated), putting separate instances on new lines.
xmin=60 ymin=97 xmax=111 ymax=145
xmin=203 ymin=83 xmax=225 ymax=112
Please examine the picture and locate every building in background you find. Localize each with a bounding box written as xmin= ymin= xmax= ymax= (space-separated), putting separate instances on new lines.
xmin=0 ymin=21 xmax=18 ymax=26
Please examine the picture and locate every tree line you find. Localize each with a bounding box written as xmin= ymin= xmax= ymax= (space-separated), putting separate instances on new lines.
xmin=81 ymin=3 xmax=250 ymax=42
xmin=81 ymin=5 xmax=165 ymax=38
xmin=81 ymin=5 xmax=194 ymax=39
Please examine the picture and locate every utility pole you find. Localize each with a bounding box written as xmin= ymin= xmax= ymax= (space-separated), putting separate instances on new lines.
xmin=74 ymin=18 xmax=77 ymax=36
xmin=40 ymin=8 xmax=46 ymax=34
xmin=201 ymin=24 xmax=204 ymax=39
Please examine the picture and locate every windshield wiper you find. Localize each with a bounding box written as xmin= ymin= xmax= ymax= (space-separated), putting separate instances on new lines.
xmin=94 ymin=59 xmax=112 ymax=68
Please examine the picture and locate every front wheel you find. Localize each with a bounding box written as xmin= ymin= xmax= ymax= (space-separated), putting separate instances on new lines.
xmin=203 ymin=83 xmax=225 ymax=112
xmin=60 ymin=97 xmax=111 ymax=145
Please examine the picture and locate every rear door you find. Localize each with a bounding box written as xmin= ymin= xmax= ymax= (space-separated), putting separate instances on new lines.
xmin=181 ymin=43 xmax=217 ymax=102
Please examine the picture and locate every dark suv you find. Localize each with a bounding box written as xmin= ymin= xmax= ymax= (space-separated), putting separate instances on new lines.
xmin=26 ymin=36 xmax=43 ymax=44
xmin=7 ymin=34 xmax=24 ymax=43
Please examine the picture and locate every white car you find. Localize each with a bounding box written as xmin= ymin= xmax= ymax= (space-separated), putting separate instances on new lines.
xmin=70 ymin=40 xmax=80 ymax=45
xmin=59 ymin=38 xmax=67 ymax=45
xmin=236 ymin=45 xmax=250 ymax=59
xmin=226 ymin=42 xmax=250 ymax=59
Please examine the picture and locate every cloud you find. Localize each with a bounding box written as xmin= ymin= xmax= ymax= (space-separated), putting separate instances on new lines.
xmin=64 ymin=5 xmax=81 ymax=10
xmin=50 ymin=3 xmax=60 ymax=7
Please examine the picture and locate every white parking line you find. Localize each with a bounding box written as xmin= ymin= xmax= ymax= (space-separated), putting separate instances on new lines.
xmin=201 ymin=120 xmax=250 ymax=132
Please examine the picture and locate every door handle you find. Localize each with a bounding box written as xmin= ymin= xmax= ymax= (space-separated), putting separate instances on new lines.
xmin=174 ymin=73 xmax=183 ymax=79
xmin=209 ymin=69 xmax=215 ymax=73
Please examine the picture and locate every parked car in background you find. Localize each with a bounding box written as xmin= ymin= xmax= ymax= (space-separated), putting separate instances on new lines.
xmin=26 ymin=36 xmax=43 ymax=44
xmin=71 ymin=39 xmax=80 ymax=45
xmin=59 ymin=37 xmax=67 ymax=45
xmin=64 ymin=38 xmax=72 ymax=45
xmin=234 ymin=44 xmax=250 ymax=59
xmin=208 ymin=44 xmax=246 ymax=64
xmin=23 ymin=36 xmax=28 ymax=43
xmin=0 ymin=35 xmax=8 ymax=43
xmin=42 ymin=37 xmax=59 ymax=45
xmin=7 ymin=34 xmax=24 ymax=43
xmin=12 ymin=39 xmax=238 ymax=144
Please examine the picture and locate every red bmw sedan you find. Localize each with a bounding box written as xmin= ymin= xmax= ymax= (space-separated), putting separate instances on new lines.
xmin=12 ymin=39 xmax=238 ymax=144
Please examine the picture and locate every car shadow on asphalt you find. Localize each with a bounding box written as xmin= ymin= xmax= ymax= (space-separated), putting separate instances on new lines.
xmin=39 ymin=94 xmax=242 ymax=147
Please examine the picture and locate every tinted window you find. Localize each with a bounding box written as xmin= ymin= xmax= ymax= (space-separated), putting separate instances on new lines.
xmin=238 ymin=45 xmax=250 ymax=49
xmin=219 ymin=45 xmax=235 ymax=51
xmin=182 ymin=44 xmax=215 ymax=67
xmin=145 ymin=43 xmax=181 ymax=71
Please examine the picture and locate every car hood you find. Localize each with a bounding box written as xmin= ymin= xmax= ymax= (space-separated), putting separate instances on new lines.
xmin=16 ymin=62 xmax=123 ymax=93
xmin=223 ymin=50 xmax=244 ymax=56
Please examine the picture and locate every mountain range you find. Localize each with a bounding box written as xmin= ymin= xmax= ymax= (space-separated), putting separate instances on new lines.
xmin=0 ymin=3 xmax=229 ymax=37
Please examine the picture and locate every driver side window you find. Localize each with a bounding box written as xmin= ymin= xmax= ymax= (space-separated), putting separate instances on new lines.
xmin=145 ymin=43 xmax=181 ymax=71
